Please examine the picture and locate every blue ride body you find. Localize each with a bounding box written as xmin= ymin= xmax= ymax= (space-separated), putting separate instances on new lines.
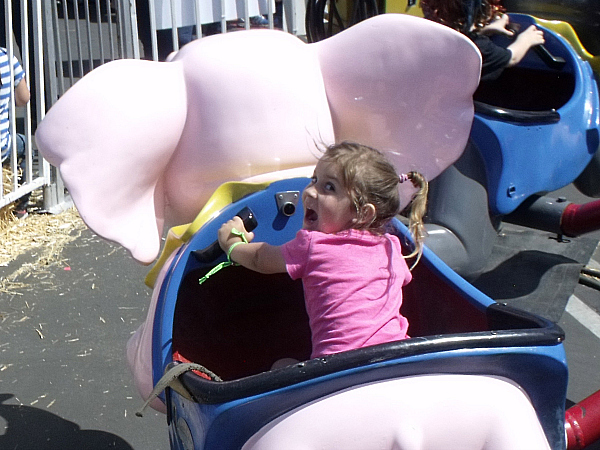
xmin=472 ymin=14 xmax=600 ymax=215
xmin=148 ymin=178 xmax=568 ymax=450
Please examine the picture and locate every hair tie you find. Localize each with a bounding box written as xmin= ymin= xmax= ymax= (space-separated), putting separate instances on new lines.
xmin=399 ymin=173 xmax=410 ymax=183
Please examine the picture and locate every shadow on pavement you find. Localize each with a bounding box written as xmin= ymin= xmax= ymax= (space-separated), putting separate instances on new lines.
xmin=0 ymin=394 xmax=134 ymax=450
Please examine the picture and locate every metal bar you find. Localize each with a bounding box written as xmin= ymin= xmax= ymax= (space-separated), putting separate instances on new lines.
xmin=51 ymin=0 xmax=65 ymax=96
xmin=148 ymin=0 xmax=159 ymax=60
xmin=6 ymin=0 xmax=18 ymax=192
xmin=244 ymin=0 xmax=250 ymax=30
xmin=194 ymin=0 xmax=203 ymax=39
xmin=84 ymin=0 xmax=95 ymax=71
xmin=21 ymin=0 xmax=32 ymax=185
xmin=60 ymin=0 xmax=75 ymax=86
xmin=562 ymin=199 xmax=600 ymax=237
xmin=129 ymin=0 xmax=141 ymax=59
xmin=268 ymin=0 xmax=274 ymax=29
xmin=1 ymin=0 xmax=9 ymax=201
xmin=566 ymin=388 xmax=600 ymax=449
xmin=289 ymin=0 xmax=297 ymax=34
xmin=170 ymin=0 xmax=179 ymax=52
xmin=73 ymin=0 xmax=85 ymax=79
xmin=106 ymin=0 xmax=116 ymax=60
xmin=32 ymin=0 xmax=50 ymax=187
xmin=0 ymin=177 xmax=45 ymax=209
xmin=95 ymin=0 xmax=106 ymax=65
xmin=221 ymin=0 xmax=227 ymax=33
xmin=40 ymin=3 xmax=57 ymax=106
xmin=116 ymin=0 xmax=126 ymax=57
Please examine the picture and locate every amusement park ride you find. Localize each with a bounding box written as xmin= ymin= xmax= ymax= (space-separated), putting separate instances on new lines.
xmin=35 ymin=1 xmax=600 ymax=448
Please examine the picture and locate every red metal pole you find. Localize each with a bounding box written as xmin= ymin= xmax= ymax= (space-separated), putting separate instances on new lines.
xmin=566 ymin=389 xmax=600 ymax=449
xmin=561 ymin=199 xmax=600 ymax=237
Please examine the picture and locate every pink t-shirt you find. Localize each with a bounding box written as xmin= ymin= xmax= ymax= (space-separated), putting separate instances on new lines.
xmin=281 ymin=229 xmax=411 ymax=358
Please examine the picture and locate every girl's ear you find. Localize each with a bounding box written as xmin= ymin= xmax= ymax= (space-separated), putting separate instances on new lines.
xmin=359 ymin=203 xmax=376 ymax=227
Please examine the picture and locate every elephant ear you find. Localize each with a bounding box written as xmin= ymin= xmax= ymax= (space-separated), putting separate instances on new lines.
xmin=36 ymin=17 xmax=479 ymax=265
xmin=158 ymin=30 xmax=334 ymax=227
xmin=315 ymin=14 xmax=482 ymax=205
xmin=36 ymin=32 xmax=335 ymax=265
xmin=35 ymin=59 xmax=187 ymax=264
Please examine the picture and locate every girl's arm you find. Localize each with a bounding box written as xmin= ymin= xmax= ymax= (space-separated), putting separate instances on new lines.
xmin=507 ymin=25 xmax=545 ymax=67
xmin=218 ymin=216 xmax=287 ymax=274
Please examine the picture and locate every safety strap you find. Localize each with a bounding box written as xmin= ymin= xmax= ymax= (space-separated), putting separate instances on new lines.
xmin=135 ymin=362 xmax=222 ymax=417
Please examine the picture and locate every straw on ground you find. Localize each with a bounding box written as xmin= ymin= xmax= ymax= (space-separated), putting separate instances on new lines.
xmin=0 ymin=206 xmax=86 ymax=294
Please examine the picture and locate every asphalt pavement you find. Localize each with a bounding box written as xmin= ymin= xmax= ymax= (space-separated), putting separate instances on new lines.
xmin=0 ymin=227 xmax=169 ymax=450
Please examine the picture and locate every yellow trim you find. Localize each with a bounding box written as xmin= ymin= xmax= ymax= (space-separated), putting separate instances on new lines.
xmin=385 ymin=0 xmax=423 ymax=16
xmin=533 ymin=17 xmax=600 ymax=76
xmin=144 ymin=181 xmax=271 ymax=288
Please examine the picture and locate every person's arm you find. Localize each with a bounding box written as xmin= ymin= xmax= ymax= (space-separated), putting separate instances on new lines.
xmin=506 ymin=25 xmax=545 ymax=67
xmin=479 ymin=15 xmax=514 ymax=37
xmin=218 ymin=216 xmax=287 ymax=274
xmin=14 ymin=76 xmax=30 ymax=107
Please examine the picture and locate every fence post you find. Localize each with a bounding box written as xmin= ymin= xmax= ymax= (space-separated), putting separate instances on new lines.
xmin=39 ymin=0 xmax=138 ymax=213
xmin=38 ymin=1 xmax=71 ymax=213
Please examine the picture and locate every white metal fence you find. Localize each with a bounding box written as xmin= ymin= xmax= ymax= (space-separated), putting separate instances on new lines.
xmin=1 ymin=0 xmax=48 ymax=211
xmin=135 ymin=0 xmax=305 ymax=61
xmin=2 ymin=0 xmax=305 ymax=215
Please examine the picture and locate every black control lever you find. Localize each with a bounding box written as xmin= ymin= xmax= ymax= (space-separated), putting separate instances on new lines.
xmin=533 ymin=45 xmax=566 ymax=70
xmin=506 ymin=23 xmax=566 ymax=70
xmin=191 ymin=207 xmax=258 ymax=263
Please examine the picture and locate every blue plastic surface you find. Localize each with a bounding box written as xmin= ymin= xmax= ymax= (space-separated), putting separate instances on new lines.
xmin=150 ymin=178 xmax=568 ymax=449
xmin=473 ymin=14 xmax=600 ymax=215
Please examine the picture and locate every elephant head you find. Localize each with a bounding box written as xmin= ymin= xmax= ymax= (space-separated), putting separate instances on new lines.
xmin=35 ymin=14 xmax=481 ymax=264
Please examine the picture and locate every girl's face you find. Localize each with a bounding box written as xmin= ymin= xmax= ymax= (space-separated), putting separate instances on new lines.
xmin=302 ymin=160 xmax=357 ymax=234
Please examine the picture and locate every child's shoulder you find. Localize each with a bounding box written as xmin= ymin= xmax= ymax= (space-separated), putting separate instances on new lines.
xmin=296 ymin=229 xmax=400 ymax=245
xmin=339 ymin=229 xmax=398 ymax=245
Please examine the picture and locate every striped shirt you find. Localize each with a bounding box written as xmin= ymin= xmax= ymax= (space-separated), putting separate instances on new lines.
xmin=0 ymin=47 xmax=25 ymax=152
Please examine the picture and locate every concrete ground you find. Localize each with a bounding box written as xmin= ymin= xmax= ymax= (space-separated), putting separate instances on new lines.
xmin=0 ymin=227 xmax=169 ymax=449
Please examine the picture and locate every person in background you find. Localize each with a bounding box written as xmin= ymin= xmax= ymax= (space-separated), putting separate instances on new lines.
xmin=1 ymin=46 xmax=31 ymax=218
xmin=422 ymin=0 xmax=545 ymax=80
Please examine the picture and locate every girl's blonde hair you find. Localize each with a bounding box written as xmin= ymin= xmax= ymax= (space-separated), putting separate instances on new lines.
xmin=320 ymin=142 xmax=428 ymax=267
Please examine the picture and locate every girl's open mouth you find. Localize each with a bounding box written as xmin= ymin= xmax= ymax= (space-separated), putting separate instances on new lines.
xmin=304 ymin=208 xmax=318 ymax=223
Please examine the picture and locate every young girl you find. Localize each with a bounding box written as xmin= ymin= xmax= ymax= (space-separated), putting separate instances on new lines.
xmin=218 ymin=142 xmax=428 ymax=359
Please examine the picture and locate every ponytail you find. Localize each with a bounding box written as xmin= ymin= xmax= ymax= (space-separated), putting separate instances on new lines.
xmin=401 ymin=171 xmax=428 ymax=269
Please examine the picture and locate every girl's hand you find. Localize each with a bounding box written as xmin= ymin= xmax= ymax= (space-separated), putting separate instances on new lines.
xmin=480 ymin=15 xmax=514 ymax=37
xmin=218 ymin=216 xmax=255 ymax=253
xmin=216 ymin=217 xmax=286 ymax=274
xmin=507 ymin=24 xmax=545 ymax=67
xmin=516 ymin=24 xmax=545 ymax=47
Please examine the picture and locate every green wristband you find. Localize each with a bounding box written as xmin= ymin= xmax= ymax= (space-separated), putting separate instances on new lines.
xmin=227 ymin=241 xmax=247 ymax=262
xmin=198 ymin=227 xmax=249 ymax=285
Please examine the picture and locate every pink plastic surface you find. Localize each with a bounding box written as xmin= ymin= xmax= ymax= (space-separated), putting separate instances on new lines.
xmin=125 ymin=252 xmax=176 ymax=414
xmin=242 ymin=375 xmax=550 ymax=450
xmin=35 ymin=14 xmax=481 ymax=264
